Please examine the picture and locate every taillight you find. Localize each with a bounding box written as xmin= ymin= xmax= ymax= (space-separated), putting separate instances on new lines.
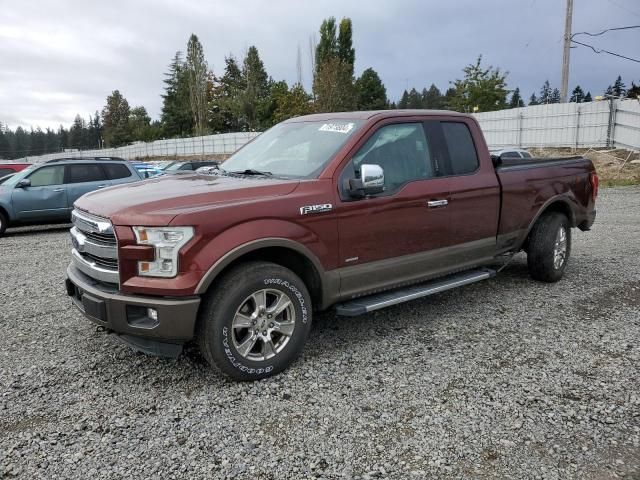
xmin=589 ymin=172 xmax=599 ymax=203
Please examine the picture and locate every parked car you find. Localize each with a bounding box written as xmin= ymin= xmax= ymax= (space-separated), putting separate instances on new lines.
xmin=65 ymin=110 xmax=597 ymax=380
xmin=131 ymin=162 xmax=164 ymax=179
xmin=490 ymin=147 xmax=532 ymax=159
xmin=0 ymin=157 xmax=142 ymax=235
xmin=0 ymin=162 xmax=32 ymax=178
xmin=163 ymin=160 xmax=220 ymax=173
xmin=0 ymin=173 xmax=15 ymax=185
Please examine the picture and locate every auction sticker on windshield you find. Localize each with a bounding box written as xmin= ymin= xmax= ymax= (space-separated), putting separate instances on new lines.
xmin=319 ymin=122 xmax=355 ymax=134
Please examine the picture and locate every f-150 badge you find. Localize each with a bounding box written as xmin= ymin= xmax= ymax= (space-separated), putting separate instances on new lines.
xmin=300 ymin=204 xmax=333 ymax=215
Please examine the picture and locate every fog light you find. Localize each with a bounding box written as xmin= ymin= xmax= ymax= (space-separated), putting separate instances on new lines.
xmin=147 ymin=308 xmax=158 ymax=322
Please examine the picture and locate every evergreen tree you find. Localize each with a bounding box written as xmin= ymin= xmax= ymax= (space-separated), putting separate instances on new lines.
xmin=272 ymin=83 xmax=313 ymax=123
xmin=240 ymin=46 xmax=271 ymax=130
xmin=450 ymin=56 xmax=508 ymax=112
xmin=68 ymin=115 xmax=86 ymax=148
xmin=539 ymin=80 xmax=552 ymax=104
xmin=509 ymin=88 xmax=525 ymax=108
xmin=611 ymin=75 xmax=627 ymax=97
xmin=313 ymin=17 xmax=356 ymax=112
xmin=129 ymin=106 xmax=153 ymax=141
xmin=421 ymin=84 xmax=444 ymax=109
xmin=186 ymin=34 xmax=209 ymax=135
xmin=628 ymin=82 xmax=640 ymax=99
xmin=550 ymin=88 xmax=561 ymax=103
xmin=584 ymin=91 xmax=593 ymax=102
xmin=529 ymin=93 xmax=539 ymax=105
xmin=355 ymin=68 xmax=387 ymax=110
xmin=570 ymin=85 xmax=585 ymax=103
xmin=398 ymin=90 xmax=410 ymax=109
xmin=101 ymin=90 xmax=131 ymax=147
xmin=407 ymin=88 xmax=422 ymax=108
xmin=443 ymin=87 xmax=457 ymax=110
xmin=161 ymin=52 xmax=193 ymax=137
xmin=213 ymin=55 xmax=246 ymax=132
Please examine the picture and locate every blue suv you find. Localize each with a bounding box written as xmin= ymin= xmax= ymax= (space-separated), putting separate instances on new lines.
xmin=0 ymin=157 xmax=142 ymax=236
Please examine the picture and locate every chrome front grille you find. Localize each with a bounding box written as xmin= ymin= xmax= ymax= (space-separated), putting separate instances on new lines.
xmin=70 ymin=209 xmax=119 ymax=284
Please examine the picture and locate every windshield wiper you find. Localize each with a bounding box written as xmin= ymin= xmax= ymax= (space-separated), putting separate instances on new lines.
xmin=229 ymin=168 xmax=272 ymax=176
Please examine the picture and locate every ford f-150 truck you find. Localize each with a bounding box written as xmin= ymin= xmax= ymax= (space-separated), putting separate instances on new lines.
xmin=65 ymin=110 xmax=598 ymax=380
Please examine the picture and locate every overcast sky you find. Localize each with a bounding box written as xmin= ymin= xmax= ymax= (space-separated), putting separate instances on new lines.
xmin=1 ymin=0 xmax=639 ymax=130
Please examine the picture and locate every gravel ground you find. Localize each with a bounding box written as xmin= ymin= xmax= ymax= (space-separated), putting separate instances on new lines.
xmin=1 ymin=187 xmax=639 ymax=480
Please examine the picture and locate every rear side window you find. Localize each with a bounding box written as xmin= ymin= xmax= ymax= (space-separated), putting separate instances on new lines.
xmin=103 ymin=163 xmax=132 ymax=180
xmin=66 ymin=164 xmax=107 ymax=184
xmin=27 ymin=166 xmax=65 ymax=186
xmin=441 ymin=122 xmax=479 ymax=175
xmin=179 ymin=163 xmax=194 ymax=171
xmin=521 ymin=151 xmax=532 ymax=158
xmin=501 ymin=151 xmax=521 ymax=158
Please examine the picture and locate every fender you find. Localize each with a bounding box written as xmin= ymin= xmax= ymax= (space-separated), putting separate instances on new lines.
xmin=514 ymin=193 xmax=578 ymax=251
xmin=193 ymin=220 xmax=340 ymax=308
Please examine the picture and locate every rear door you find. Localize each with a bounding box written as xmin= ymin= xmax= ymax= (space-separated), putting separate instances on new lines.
xmin=436 ymin=120 xmax=500 ymax=265
xmin=11 ymin=165 xmax=68 ymax=220
xmin=64 ymin=163 xmax=111 ymax=206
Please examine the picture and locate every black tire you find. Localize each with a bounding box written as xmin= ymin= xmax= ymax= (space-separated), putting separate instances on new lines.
xmin=198 ymin=261 xmax=312 ymax=381
xmin=527 ymin=212 xmax=571 ymax=283
xmin=0 ymin=211 xmax=7 ymax=236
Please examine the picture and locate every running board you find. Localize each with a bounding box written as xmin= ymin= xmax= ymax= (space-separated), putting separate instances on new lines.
xmin=335 ymin=268 xmax=496 ymax=317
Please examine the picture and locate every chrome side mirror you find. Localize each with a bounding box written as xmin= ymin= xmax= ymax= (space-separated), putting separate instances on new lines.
xmin=349 ymin=164 xmax=385 ymax=198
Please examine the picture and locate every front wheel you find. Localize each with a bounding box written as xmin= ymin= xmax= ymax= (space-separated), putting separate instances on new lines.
xmin=527 ymin=212 xmax=572 ymax=282
xmin=198 ymin=261 xmax=312 ymax=381
xmin=0 ymin=211 xmax=7 ymax=236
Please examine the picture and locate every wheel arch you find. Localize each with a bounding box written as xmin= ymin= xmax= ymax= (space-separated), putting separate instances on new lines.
xmin=195 ymin=238 xmax=337 ymax=311
xmin=520 ymin=196 xmax=575 ymax=251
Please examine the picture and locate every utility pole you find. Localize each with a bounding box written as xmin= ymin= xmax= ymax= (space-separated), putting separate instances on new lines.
xmin=561 ymin=0 xmax=574 ymax=103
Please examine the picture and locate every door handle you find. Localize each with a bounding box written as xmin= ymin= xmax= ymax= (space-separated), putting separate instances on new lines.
xmin=97 ymin=185 xmax=107 ymax=189
xmin=53 ymin=188 xmax=65 ymax=192
xmin=427 ymin=199 xmax=448 ymax=208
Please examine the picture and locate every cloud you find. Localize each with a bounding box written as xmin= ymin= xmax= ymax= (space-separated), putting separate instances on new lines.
xmin=0 ymin=0 xmax=637 ymax=129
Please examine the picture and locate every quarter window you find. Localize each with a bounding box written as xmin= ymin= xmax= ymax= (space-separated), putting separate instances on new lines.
xmin=350 ymin=123 xmax=433 ymax=193
xmin=66 ymin=164 xmax=107 ymax=183
xmin=103 ymin=163 xmax=132 ymax=180
xmin=27 ymin=166 xmax=65 ymax=186
xmin=441 ymin=122 xmax=479 ymax=175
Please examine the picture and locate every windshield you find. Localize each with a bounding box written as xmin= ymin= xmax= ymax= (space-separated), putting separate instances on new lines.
xmin=162 ymin=161 xmax=179 ymax=170
xmin=221 ymin=120 xmax=363 ymax=178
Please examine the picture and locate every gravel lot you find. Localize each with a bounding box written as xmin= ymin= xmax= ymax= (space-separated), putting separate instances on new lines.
xmin=1 ymin=186 xmax=639 ymax=480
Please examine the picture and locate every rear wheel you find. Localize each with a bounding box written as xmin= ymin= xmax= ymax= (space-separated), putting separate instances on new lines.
xmin=0 ymin=211 xmax=7 ymax=236
xmin=527 ymin=212 xmax=571 ymax=282
xmin=198 ymin=261 xmax=312 ymax=381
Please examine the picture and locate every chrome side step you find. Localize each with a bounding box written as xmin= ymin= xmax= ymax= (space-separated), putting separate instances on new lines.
xmin=335 ymin=268 xmax=496 ymax=317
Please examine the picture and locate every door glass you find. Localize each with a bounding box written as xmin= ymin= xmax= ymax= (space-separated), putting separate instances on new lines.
xmin=351 ymin=123 xmax=433 ymax=193
xmin=501 ymin=151 xmax=520 ymax=158
xmin=66 ymin=164 xmax=107 ymax=183
xmin=27 ymin=166 xmax=65 ymax=186
xmin=441 ymin=122 xmax=479 ymax=175
xmin=521 ymin=151 xmax=532 ymax=158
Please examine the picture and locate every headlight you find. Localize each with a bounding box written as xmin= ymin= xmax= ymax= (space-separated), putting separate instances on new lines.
xmin=132 ymin=226 xmax=194 ymax=277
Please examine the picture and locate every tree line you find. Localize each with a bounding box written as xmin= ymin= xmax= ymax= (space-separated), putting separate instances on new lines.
xmin=2 ymin=16 xmax=639 ymax=159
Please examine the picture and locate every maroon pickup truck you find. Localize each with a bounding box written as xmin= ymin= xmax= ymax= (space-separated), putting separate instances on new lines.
xmin=65 ymin=110 xmax=598 ymax=380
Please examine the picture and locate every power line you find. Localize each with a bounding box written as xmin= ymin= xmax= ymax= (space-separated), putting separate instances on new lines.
xmin=570 ymin=25 xmax=640 ymax=63
xmin=606 ymin=0 xmax=640 ymax=19
xmin=570 ymin=38 xmax=640 ymax=63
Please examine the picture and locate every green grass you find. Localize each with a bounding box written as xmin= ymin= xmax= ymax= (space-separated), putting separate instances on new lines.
xmin=600 ymin=178 xmax=640 ymax=187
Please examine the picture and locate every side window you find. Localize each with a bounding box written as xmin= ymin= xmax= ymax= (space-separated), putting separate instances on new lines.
xmin=27 ymin=166 xmax=65 ymax=187
xmin=441 ymin=122 xmax=479 ymax=175
xmin=103 ymin=163 xmax=132 ymax=180
xmin=179 ymin=163 xmax=193 ymax=171
xmin=351 ymin=123 xmax=433 ymax=193
xmin=66 ymin=164 xmax=107 ymax=184
xmin=520 ymin=151 xmax=532 ymax=159
xmin=501 ymin=151 xmax=521 ymax=158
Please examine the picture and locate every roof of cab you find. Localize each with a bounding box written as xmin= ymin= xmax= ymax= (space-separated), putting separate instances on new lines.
xmin=284 ymin=109 xmax=473 ymax=122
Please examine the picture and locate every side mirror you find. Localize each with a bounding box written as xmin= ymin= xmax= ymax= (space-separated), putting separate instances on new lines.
xmin=16 ymin=179 xmax=31 ymax=188
xmin=349 ymin=164 xmax=385 ymax=198
xmin=490 ymin=154 xmax=501 ymax=167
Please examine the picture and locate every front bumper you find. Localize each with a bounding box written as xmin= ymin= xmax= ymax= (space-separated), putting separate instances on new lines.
xmin=66 ymin=264 xmax=201 ymax=353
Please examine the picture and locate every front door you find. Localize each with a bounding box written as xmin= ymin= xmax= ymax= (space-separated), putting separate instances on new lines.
xmin=335 ymin=121 xmax=451 ymax=299
xmin=12 ymin=165 xmax=68 ymax=221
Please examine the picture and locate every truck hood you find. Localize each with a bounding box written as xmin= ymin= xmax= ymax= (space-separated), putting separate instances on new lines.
xmin=75 ymin=173 xmax=300 ymax=226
